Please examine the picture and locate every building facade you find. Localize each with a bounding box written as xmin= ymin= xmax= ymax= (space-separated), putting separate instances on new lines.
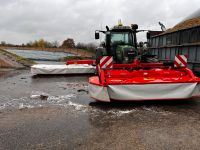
xmin=149 ymin=9 xmax=200 ymax=72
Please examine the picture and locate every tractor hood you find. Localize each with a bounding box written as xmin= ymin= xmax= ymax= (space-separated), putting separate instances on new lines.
xmin=116 ymin=45 xmax=138 ymax=64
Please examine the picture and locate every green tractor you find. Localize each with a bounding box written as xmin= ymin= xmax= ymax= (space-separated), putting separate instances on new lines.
xmin=95 ymin=22 xmax=158 ymax=64
xmin=95 ymin=23 xmax=139 ymax=64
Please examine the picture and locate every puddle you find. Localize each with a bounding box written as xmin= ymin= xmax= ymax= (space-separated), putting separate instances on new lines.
xmin=19 ymin=103 xmax=35 ymax=110
xmin=0 ymin=91 xmax=76 ymax=111
xmin=0 ymin=93 xmax=174 ymax=118
xmin=61 ymin=100 xmax=139 ymax=117
xmin=142 ymin=106 xmax=174 ymax=116
xmin=0 ymin=91 xmax=174 ymax=118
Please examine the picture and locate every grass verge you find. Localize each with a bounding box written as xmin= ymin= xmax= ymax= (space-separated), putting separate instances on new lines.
xmin=0 ymin=49 xmax=36 ymax=67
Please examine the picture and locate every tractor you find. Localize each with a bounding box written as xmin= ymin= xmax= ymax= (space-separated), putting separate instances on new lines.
xmin=88 ymin=22 xmax=200 ymax=102
xmin=95 ymin=23 xmax=139 ymax=64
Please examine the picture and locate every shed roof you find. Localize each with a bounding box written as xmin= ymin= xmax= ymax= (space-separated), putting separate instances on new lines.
xmin=159 ymin=9 xmax=200 ymax=35
xmin=164 ymin=16 xmax=200 ymax=34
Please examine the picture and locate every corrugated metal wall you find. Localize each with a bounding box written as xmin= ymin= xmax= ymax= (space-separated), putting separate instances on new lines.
xmin=149 ymin=26 xmax=200 ymax=72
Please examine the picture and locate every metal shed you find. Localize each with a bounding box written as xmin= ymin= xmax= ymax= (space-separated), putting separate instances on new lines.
xmin=149 ymin=9 xmax=200 ymax=72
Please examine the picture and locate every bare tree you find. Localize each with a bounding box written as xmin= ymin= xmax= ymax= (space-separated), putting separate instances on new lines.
xmin=61 ymin=38 xmax=75 ymax=48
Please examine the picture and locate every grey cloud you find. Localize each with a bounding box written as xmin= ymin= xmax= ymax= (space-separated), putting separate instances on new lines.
xmin=0 ymin=0 xmax=199 ymax=44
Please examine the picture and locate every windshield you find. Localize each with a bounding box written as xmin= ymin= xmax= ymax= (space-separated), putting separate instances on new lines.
xmin=111 ymin=32 xmax=133 ymax=45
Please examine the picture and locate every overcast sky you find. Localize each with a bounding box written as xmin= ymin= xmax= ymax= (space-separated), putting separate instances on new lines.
xmin=0 ymin=0 xmax=199 ymax=45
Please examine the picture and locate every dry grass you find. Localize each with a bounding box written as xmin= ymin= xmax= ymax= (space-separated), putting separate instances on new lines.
xmin=164 ymin=16 xmax=200 ymax=34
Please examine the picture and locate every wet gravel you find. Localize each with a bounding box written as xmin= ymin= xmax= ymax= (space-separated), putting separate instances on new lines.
xmin=1 ymin=69 xmax=200 ymax=150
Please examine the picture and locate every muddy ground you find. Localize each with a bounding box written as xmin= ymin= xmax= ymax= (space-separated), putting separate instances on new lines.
xmin=0 ymin=69 xmax=200 ymax=150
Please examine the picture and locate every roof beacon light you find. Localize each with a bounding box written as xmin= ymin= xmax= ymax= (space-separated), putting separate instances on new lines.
xmin=118 ymin=19 xmax=123 ymax=26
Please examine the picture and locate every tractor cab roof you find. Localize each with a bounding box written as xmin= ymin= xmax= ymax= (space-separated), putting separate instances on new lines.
xmin=111 ymin=25 xmax=132 ymax=32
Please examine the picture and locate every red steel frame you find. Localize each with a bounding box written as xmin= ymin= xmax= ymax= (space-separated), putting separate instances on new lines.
xmin=66 ymin=60 xmax=96 ymax=65
xmin=91 ymin=61 xmax=200 ymax=86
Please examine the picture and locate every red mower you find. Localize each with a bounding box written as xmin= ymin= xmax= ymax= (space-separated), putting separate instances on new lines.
xmin=89 ymin=23 xmax=200 ymax=102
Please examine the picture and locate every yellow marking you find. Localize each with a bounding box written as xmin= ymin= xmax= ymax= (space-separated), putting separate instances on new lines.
xmin=144 ymin=77 xmax=155 ymax=80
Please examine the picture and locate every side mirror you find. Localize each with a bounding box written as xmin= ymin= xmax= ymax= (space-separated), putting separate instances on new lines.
xmin=146 ymin=32 xmax=150 ymax=39
xmin=95 ymin=32 xmax=99 ymax=39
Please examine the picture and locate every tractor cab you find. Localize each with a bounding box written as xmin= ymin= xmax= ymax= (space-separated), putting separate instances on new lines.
xmin=95 ymin=23 xmax=139 ymax=64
